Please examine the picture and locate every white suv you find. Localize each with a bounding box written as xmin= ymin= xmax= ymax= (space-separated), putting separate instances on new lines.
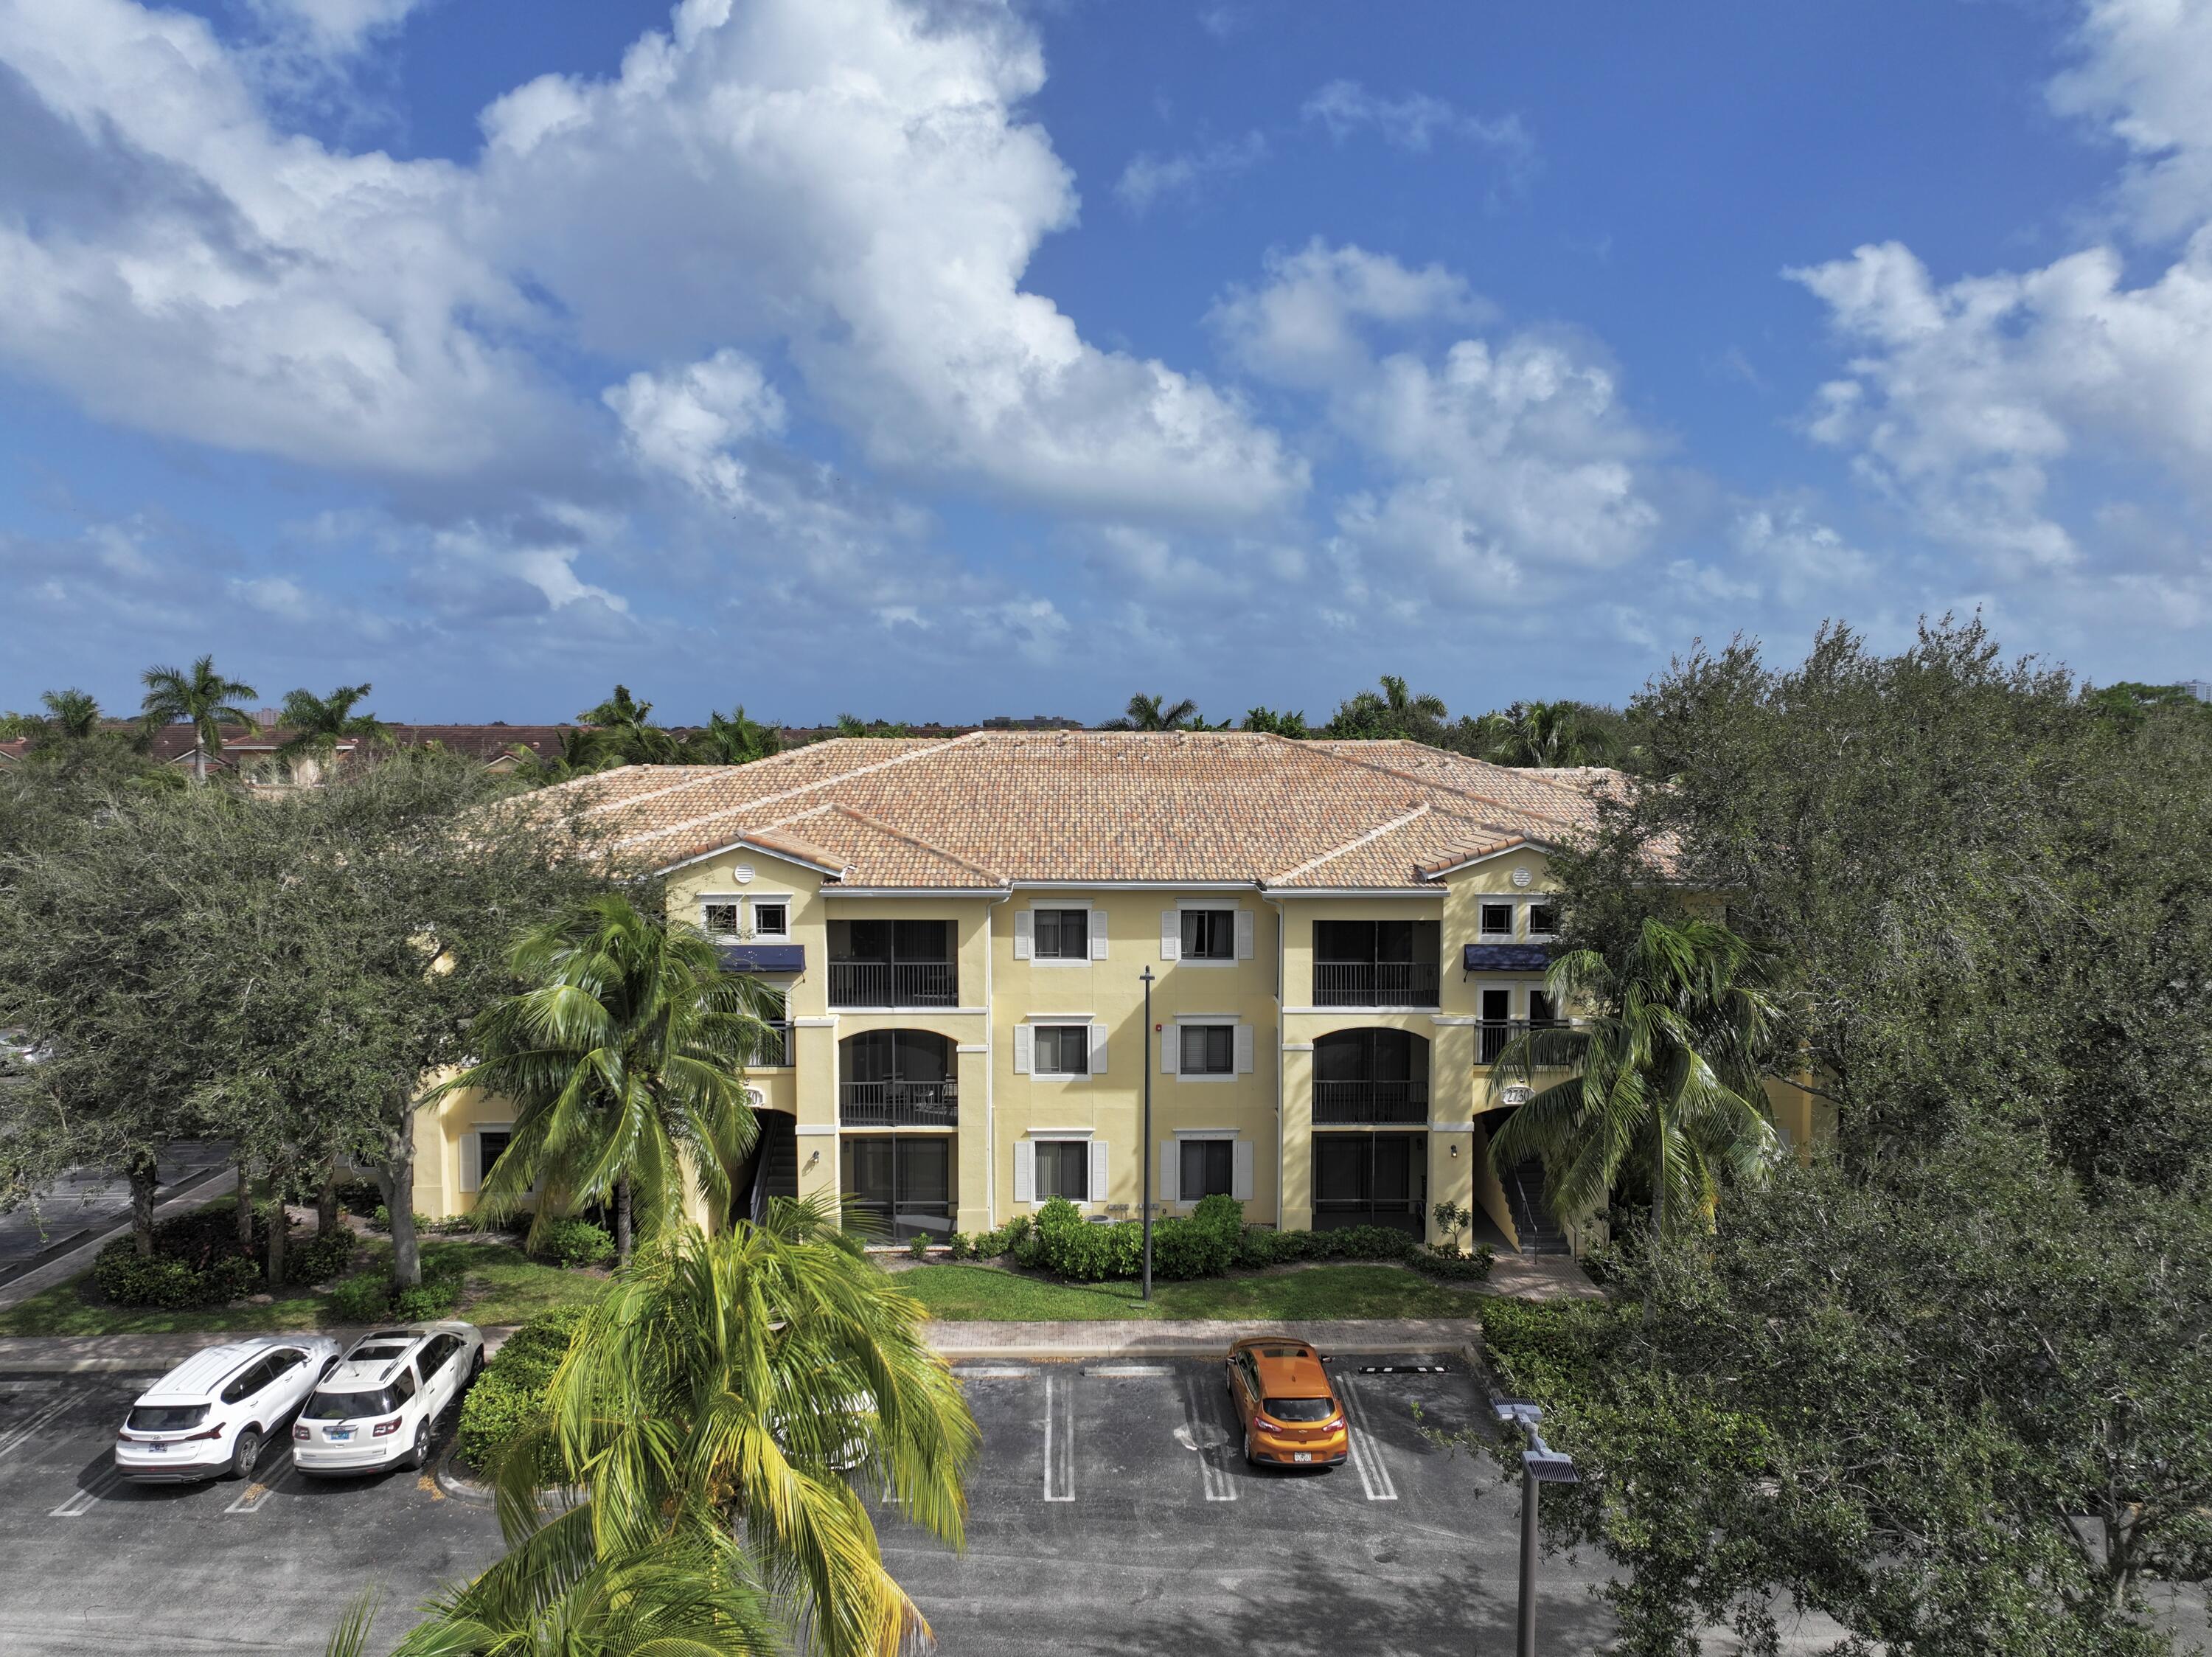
xmin=114 ymin=1335 xmax=341 ymax=1482
xmin=293 ymin=1321 xmax=484 ymax=1476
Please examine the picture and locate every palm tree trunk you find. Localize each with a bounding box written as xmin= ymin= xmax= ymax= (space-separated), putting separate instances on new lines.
xmin=613 ymin=1176 xmax=633 ymax=1267
xmin=128 ymin=1152 xmax=159 ymax=1259
xmin=193 ymin=730 xmax=207 ymax=785
xmin=316 ymin=1164 xmax=339 ymax=1234
xmin=1651 ymin=1116 xmax=1666 ymax=1243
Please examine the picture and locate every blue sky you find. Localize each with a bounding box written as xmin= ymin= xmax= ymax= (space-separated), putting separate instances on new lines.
xmin=1 ymin=0 xmax=2207 ymax=726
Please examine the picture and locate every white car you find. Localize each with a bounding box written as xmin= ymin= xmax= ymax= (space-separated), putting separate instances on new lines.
xmin=293 ymin=1321 xmax=484 ymax=1476
xmin=114 ymin=1335 xmax=341 ymax=1483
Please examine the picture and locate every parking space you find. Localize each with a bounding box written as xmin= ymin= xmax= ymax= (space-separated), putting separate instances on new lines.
xmin=0 ymin=1372 xmax=501 ymax=1656
xmin=872 ymin=1352 xmax=1615 ymax=1657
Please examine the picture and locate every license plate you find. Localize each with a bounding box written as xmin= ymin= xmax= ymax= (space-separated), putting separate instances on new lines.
xmin=1293 ymin=1451 xmax=1313 ymax=1463
xmin=143 ymin=1442 xmax=166 ymax=1453
xmin=327 ymin=1428 xmax=352 ymax=1441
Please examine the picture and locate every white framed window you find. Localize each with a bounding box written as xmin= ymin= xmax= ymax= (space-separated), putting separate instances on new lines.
xmin=1161 ymin=904 xmax=1253 ymax=964
xmin=1014 ymin=1019 xmax=1109 ymax=1077
xmin=1160 ymin=1134 xmax=1256 ymax=1204
xmin=703 ymin=901 xmax=743 ymax=942
xmin=1165 ymin=1021 xmax=1253 ymax=1079
xmin=1033 ymin=908 xmax=1088 ymax=960
xmin=750 ymin=898 xmax=790 ymax=940
xmin=1017 ymin=1136 xmax=1106 ymax=1204
xmin=1524 ymin=900 xmax=1559 ymax=941
xmin=1478 ymin=900 xmax=1516 ymax=940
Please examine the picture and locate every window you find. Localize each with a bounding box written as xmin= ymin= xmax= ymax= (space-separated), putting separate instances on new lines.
xmin=751 ymin=900 xmax=789 ymax=939
xmin=419 ymin=1335 xmax=458 ymax=1377
xmin=392 ymin=1368 xmax=418 ymax=1403
xmin=268 ymin=1348 xmax=305 ymax=1380
xmin=1181 ymin=909 xmax=1236 ymax=959
xmin=1528 ymin=989 xmax=1559 ymax=1027
xmin=1032 ymin=1024 xmax=1091 ymax=1077
xmin=703 ymin=902 xmax=742 ymax=939
xmin=1034 ymin=1140 xmax=1091 ymax=1201
xmin=478 ymin=1130 xmax=512 ymax=1179
xmin=1180 ymin=1139 xmax=1234 ymax=1199
xmin=1033 ymin=909 xmax=1089 ymax=960
xmin=1180 ymin=1024 xmax=1234 ymax=1075
xmin=220 ymin=1360 xmax=275 ymax=1404
xmin=1478 ymin=902 xmax=1515 ymax=939
xmin=1526 ymin=901 xmax=1559 ymax=939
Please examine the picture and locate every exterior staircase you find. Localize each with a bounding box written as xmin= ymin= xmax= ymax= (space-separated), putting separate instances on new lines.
xmin=1504 ymin=1158 xmax=1571 ymax=1256
xmin=744 ymin=1115 xmax=800 ymax=1226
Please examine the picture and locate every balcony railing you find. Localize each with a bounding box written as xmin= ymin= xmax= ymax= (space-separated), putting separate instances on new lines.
xmin=1312 ymin=1079 xmax=1429 ymax=1125
xmin=1475 ymin=1020 xmax=1575 ymax=1068
xmin=840 ymin=1080 xmax=960 ymax=1128
xmin=1312 ymin=961 xmax=1441 ymax=1008
xmin=749 ymin=1023 xmax=791 ymax=1068
xmin=828 ymin=961 xmax=958 ymax=1009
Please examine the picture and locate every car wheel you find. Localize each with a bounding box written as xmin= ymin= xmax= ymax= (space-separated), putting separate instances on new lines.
xmin=1243 ymin=1431 xmax=1260 ymax=1468
xmin=467 ymin=1347 xmax=484 ymax=1383
xmin=228 ymin=1427 xmax=262 ymax=1481
xmin=408 ymin=1420 xmax=431 ymax=1472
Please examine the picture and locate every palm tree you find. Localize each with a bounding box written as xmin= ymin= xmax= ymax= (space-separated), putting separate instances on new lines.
xmin=33 ymin=688 xmax=102 ymax=745
xmin=1323 ymin=675 xmax=1450 ymax=741
xmin=279 ymin=683 xmax=389 ymax=763
xmin=1469 ymin=700 xmax=1601 ymax=768
xmin=139 ymin=656 xmax=258 ymax=784
xmin=1103 ymin=692 xmax=1202 ymax=731
xmin=431 ymin=892 xmax=776 ymax=1264
xmin=492 ymin=1209 xmax=977 ymax=1657
xmin=687 ymin=704 xmax=782 ymax=765
xmin=508 ymin=726 xmax=622 ymax=784
xmin=580 ymin=684 xmax=683 ymax=763
xmin=1487 ymin=916 xmax=1778 ymax=1241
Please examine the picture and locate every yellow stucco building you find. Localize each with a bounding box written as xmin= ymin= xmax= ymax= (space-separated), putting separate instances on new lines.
xmin=411 ymin=731 xmax=1731 ymax=1254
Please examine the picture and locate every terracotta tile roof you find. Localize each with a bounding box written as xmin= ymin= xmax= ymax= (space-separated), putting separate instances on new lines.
xmin=554 ymin=732 xmax=1630 ymax=889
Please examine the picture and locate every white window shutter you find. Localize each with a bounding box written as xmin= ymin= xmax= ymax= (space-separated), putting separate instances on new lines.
xmin=1089 ymin=1021 xmax=1108 ymax=1074
xmin=1234 ymin=1024 xmax=1255 ymax=1074
xmin=458 ymin=1133 xmax=481 ymax=1195
xmin=1014 ymin=1139 xmax=1035 ymax=1203
xmin=1013 ymin=909 xmax=1034 ymax=961
xmin=1232 ymin=1140 xmax=1254 ymax=1202
xmin=1088 ymin=1140 xmax=1110 ymax=1203
xmin=1160 ymin=910 xmax=1180 ymax=961
xmin=1235 ymin=909 xmax=1255 ymax=960
xmin=1162 ymin=1026 xmax=1180 ymax=1075
xmin=1014 ymin=1023 xmax=1034 ymax=1074
xmin=1161 ymin=1142 xmax=1180 ymax=1204
xmin=1090 ymin=920 xmax=1108 ymax=960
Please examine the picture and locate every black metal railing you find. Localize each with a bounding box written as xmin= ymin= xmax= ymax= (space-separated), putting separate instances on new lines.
xmin=1312 ymin=961 xmax=1441 ymax=1007
xmin=1312 ymin=1080 xmax=1428 ymax=1124
xmin=749 ymin=1023 xmax=792 ymax=1068
xmin=1475 ymin=1019 xmax=1573 ymax=1067
xmin=839 ymin=1080 xmax=960 ymax=1128
xmin=828 ymin=961 xmax=958 ymax=1008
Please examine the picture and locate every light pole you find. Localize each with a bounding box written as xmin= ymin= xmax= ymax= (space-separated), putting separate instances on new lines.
xmin=1493 ymin=1398 xmax=1577 ymax=1657
xmin=1140 ymin=965 xmax=1155 ymax=1301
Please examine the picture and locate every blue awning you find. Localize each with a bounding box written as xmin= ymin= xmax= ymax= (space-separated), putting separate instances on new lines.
xmin=1462 ymin=943 xmax=1553 ymax=972
xmin=719 ymin=944 xmax=805 ymax=973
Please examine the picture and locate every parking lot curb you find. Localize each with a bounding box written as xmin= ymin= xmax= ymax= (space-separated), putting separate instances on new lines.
xmin=434 ymin=1450 xmax=493 ymax=1503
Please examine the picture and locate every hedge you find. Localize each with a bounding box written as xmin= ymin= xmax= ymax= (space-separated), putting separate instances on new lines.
xmin=89 ymin=1206 xmax=359 ymax=1307
xmin=529 ymin=1219 xmax=614 ymax=1269
xmin=455 ymin=1305 xmax=589 ymax=1476
xmin=327 ymin=1257 xmax=465 ymax=1324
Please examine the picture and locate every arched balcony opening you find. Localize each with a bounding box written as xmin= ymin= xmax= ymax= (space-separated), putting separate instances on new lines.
xmin=1312 ymin=1029 xmax=1429 ymax=1125
xmin=838 ymin=1029 xmax=959 ymax=1128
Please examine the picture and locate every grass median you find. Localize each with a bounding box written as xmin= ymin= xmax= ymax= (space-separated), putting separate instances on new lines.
xmin=0 ymin=1237 xmax=606 ymax=1336
xmin=893 ymin=1261 xmax=1487 ymax=1322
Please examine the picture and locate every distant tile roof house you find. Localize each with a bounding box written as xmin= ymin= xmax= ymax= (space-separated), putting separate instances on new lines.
xmin=540 ymin=729 xmax=1627 ymax=888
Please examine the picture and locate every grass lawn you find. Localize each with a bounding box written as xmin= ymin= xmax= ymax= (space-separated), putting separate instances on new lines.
xmin=0 ymin=1237 xmax=605 ymax=1337
xmin=893 ymin=1262 xmax=1486 ymax=1323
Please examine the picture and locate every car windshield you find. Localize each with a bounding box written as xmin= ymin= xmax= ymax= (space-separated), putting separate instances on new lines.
xmin=126 ymin=1403 xmax=208 ymax=1432
xmin=303 ymin=1389 xmax=397 ymax=1421
xmin=1264 ymin=1396 xmax=1336 ymax=1422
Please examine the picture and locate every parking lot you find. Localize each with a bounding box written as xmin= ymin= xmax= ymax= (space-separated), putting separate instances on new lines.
xmin=1 ymin=1355 xmax=2197 ymax=1656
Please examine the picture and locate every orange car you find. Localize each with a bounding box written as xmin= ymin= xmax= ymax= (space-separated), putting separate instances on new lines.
xmin=1223 ymin=1337 xmax=1349 ymax=1469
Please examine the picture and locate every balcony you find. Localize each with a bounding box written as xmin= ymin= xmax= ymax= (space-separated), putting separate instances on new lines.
xmin=840 ymin=1079 xmax=960 ymax=1128
xmin=1312 ymin=1079 xmax=1428 ymax=1125
xmin=828 ymin=960 xmax=959 ymax=1009
xmin=1475 ymin=1019 xmax=1573 ymax=1068
xmin=748 ymin=1023 xmax=791 ymax=1068
xmin=1312 ymin=959 xmax=1441 ymax=1008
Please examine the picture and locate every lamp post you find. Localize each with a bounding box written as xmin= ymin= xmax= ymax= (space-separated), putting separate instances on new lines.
xmin=1492 ymin=1398 xmax=1577 ymax=1657
xmin=1140 ymin=965 xmax=1155 ymax=1302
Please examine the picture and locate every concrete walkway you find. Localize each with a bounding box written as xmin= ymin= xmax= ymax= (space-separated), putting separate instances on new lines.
xmin=928 ymin=1316 xmax=1485 ymax=1361
xmin=1484 ymin=1251 xmax=1606 ymax=1299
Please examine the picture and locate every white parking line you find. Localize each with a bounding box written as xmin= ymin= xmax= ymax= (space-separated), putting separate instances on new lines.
xmin=0 ymin=1397 xmax=75 ymax=1462
xmin=952 ymin=1365 xmax=1035 ymax=1380
xmin=1042 ymin=1373 xmax=1075 ymax=1503
xmin=51 ymin=1465 xmax=122 ymax=1517
xmin=1181 ymin=1376 xmax=1235 ymax=1503
xmin=224 ymin=1455 xmax=290 ymax=1515
xmin=1082 ymin=1364 xmax=1172 ymax=1378
xmin=1339 ymin=1381 xmax=1398 ymax=1502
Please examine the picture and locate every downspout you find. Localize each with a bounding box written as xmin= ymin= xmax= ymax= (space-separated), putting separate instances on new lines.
xmin=1266 ymin=889 xmax=1287 ymax=1232
xmin=983 ymin=886 xmax=1013 ymax=1230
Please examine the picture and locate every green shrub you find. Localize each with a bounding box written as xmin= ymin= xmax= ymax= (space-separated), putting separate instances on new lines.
xmin=89 ymin=1206 xmax=274 ymax=1307
xmin=455 ymin=1307 xmax=588 ymax=1476
xmin=967 ymin=1215 xmax=1030 ymax=1260
xmin=1235 ymin=1223 xmax=1422 ymax=1269
xmin=395 ymin=1276 xmax=462 ymax=1320
xmin=284 ymin=1228 xmax=358 ymax=1285
xmin=91 ymin=1246 xmax=207 ymax=1308
xmin=531 ymin=1219 xmax=614 ymax=1269
xmin=332 ymin=1180 xmax=383 ymax=1217
xmin=328 ymin=1273 xmax=392 ymax=1321
xmin=945 ymin=1232 xmax=971 ymax=1262
xmin=1477 ymin=1296 xmax=1613 ymax=1412
xmin=367 ymin=1206 xmax=435 ymax=1235
xmin=1415 ymin=1246 xmax=1495 ymax=1282
xmin=906 ymin=1232 xmax=933 ymax=1260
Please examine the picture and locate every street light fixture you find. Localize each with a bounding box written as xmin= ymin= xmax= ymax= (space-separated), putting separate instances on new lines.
xmin=1493 ymin=1398 xmax=1577 ymax=1657
xmin=1140 ymin=965 xmax=1155 ymax=1301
